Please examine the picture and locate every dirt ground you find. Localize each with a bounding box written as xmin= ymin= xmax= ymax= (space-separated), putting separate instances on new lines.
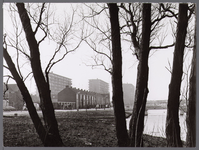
xmin=3 ymin=109 xmax=168 ymax=147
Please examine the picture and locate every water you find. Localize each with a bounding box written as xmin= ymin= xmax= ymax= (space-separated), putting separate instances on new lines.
xmin=126 ymin=109 xmax=187 ymax=141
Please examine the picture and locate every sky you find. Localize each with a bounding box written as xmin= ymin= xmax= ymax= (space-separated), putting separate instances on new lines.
xmin=3 ymin=3 xmax=194 ymax=101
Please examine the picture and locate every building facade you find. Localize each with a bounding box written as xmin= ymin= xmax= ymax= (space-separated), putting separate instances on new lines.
xmin=48 ymin=72 xmax=72 ymax=102
xmin=123 ymin=83 xmax=135 ymax=109
xmin=3 ymin=83 xmax=41 ymax=110
xmin=57 ymin=86 xmax=110 ymax=109
xmin=3 ymin=84 xmax=24 ymax=110
xmin=89 ymin=79 xmax=109 ymax=94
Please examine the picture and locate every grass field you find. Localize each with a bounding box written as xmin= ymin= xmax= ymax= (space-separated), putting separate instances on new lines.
xmin=3 ymin=110 xmax=167 ymax=147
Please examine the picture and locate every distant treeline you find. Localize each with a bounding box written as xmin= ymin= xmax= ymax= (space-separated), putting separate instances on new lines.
xmin=146 ymin=100 xmax=187 ymax=110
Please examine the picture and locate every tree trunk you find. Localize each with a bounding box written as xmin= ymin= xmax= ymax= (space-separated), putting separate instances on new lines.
xmin=166 ymin=3 xmax=188 ymax=147
xmin=108 ymin=3 xmax=129 ymax=147
xmin=129 ymin=3 xmax=151 ymax=147
xmin=186 ymin=13 xmax=196 ymax=147
xmin=16 ymin=3 xmax=63 ymax=146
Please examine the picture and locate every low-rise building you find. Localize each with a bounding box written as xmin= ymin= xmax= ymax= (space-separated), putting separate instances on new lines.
xmin=3 ymin=84 xmax=24 ymax=110
xmin=57 ymin=86 xmax=110 ymax=109
xmin=3 ymin=83 xmax=40 ymax=110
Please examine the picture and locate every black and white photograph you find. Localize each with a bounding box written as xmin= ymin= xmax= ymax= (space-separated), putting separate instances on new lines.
xmin=2 ymin=2 xmax=197 ymax=147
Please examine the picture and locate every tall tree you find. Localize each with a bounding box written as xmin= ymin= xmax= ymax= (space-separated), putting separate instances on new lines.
xmin=84 ymin=3 xmax=176 ymax=147
xmin=4 ymin=3 xmax=83 ymax=146
xmin=186 ymin=9 xmax=196 ymax=147
xmin=119 ymin=3 xmax=177 ymax=147
xmin=128 ymin=3 xmax=151 ymax=147
xmin=165 ymin=3 xmax=189 ymax=147
xmin=5 ymin=3 xmax=64 ymax=146
xmin=108 ymin=3 xmax=129 ymax=147
xmin=77 ymin=3 xmax=194 ymax=147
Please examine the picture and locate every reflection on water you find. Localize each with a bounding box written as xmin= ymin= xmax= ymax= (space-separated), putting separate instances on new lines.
xmin=126 ymin=109 xmax=187 ymax=141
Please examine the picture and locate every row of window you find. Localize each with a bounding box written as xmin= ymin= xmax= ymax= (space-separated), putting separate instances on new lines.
xmin=76 ymin=94 xmax=109 ymax=105
xmin=49 ymin=75 xmax=71 ymax=83
xmin=50 ymin=81 xmax=71 ymax=86
xmin=78 ymin=98 xmax=96 ymax=107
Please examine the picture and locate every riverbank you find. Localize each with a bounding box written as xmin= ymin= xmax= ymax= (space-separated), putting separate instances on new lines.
xmin=3 ymin=110 xmax=171 ymax=147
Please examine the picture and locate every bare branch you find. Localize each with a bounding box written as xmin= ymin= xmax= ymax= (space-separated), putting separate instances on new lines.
xmin=3 ymin=75 xmax=14 ymax=80
xmin=85 ymin=16 xmax=111 ymax=42
xmin=38 ymin=26 xmax=48 ymax=45
xmin=34 ymin=3 xmax=46 ymax=34
xmin=3 ymin=65 xmax=10 ymax=70
xmin=6 ymin=41 xmax=30 ymax=59
xmin=23 ymin=72 xmax=33 ymax=82
xmin=27 ymin=3 xmax=50 ymax=46
xmin=160 ymin=3 xmax=178 ymax=20
xmin=5 ymin=6 xmax=31 ymax=61
xmin=84 ymin=55 xmax=112 ymax=74
xmin=81 ymin=3 xmax=113 ymax=73
xmin=82 ymin=3 xmax=108 ymax=18
xmin=120 ymin=3 xmax=178 ymax=61
xmin=100 ymin=62 xmax=112 ymax=74
xmin=150 ymin=43 xmax=175 ymax=50
xmin=15 ymin=28 xmax=24 ymax=79
xmin=165 ymin=66 xmax=172 ymax=74
xmin=44 ymin=6 xmax=78 ymax=73
xmin=188 ymin=4 xmax=195 ymax=19
xmin=3 ymin=34 xmax=7 ymax=51
xmin=165 ymin=59 xmax=172 ymax=74
xmin=151 ymin=14 xmax=176 ymax=26
xmin=84 ymin=39 xmax=112 ymax=63
xmin=46 ymin=41 xmax=82 ymax=74
xmin=4 ymin=33 xmax=28 ymax=79
xmin=120 ymin=3 xmax=141 ymax=52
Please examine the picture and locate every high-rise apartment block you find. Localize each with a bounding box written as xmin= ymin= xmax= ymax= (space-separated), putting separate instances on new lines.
xmin=49 ymin=72 xmax=72 ymax=95
xmin=89 ymin=79 xmax=109 ymax=94
xmin=123 ymin=83 xmax=135 ymax=108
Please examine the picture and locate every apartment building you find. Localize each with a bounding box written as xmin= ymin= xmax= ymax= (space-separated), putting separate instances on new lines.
xmin=49 ymin=72 xmax=72 ymax=94
xmin=123 ymin=83 xmax=135 ymax=109
xmin=48 ymin=72 xmax=72 ymax=102
xmin=89 ymin=79 xmax=109 ymax=94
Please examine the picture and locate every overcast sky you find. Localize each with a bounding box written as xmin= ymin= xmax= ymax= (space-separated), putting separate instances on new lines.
xmin=3 ymin=3 xmax=194 ymax=101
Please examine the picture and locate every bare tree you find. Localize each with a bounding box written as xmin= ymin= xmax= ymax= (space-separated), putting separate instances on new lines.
xmin=3 ymin=42 xmax=53 ymax=146
xmin=160 ymin=4 xmax=196 ymax=147
xmin=81 ymin=3 xmax=179 ymax=147
xmin=81 ymin=3 xmax=129 ymax=146
xmin=3 ymin=3 xmax=83 ymax=146
xmin=127 ymin=3 xmax=151 ymax=147
xmin=165 ymin=3 xmax=189 ymax=147
xmin=119 ymin=3 xmax=179 ymax=147
xmin=108 ymin=3 xmax=129 ymax=146
xmin=186 ymin=6 xmax=196 ymax=147
xmin=186 ymin=36 xmax=196 ymax=147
